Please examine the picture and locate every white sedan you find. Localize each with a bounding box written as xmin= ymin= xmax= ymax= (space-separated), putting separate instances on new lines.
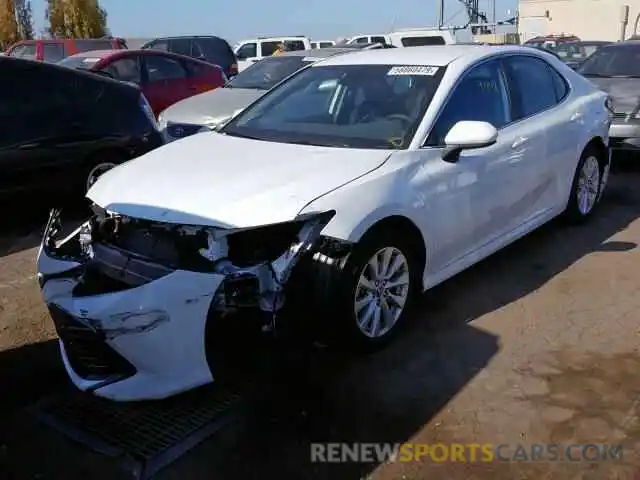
xmin=37 ymin=45 xmax=611 ymax=401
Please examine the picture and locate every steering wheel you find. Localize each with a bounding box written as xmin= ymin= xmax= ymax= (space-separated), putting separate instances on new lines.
xmin=385 ymin=113 xmax=412 ymax=126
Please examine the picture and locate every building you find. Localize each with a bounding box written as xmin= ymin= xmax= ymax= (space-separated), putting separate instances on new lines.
xmin=519 ymin=0 xmax=640 ymax=42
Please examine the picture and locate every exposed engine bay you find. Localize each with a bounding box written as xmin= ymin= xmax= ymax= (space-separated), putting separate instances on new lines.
xmin=40 ymin=205 xmax=346 ymax=332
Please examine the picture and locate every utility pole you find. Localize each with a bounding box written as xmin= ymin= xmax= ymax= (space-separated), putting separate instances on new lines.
xmin=437 ymin=0 xmax=444 ymax=28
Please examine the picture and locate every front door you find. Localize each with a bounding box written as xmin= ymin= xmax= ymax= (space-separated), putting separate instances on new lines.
xmin=418 ymin=59 xmax=523 ymax=273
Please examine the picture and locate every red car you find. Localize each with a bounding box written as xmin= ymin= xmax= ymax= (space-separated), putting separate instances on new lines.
xmin=58 ymin=49 xmax=227 ymax=117
xmin=5 ymin=38 xmax=127 ymax=62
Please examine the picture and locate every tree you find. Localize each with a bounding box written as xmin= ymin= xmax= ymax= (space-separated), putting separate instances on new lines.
xmin=15 ymin=0 xmax=34 ymax=40
xmin=46 ymin=0 xmax=108 ymax=38
xmin=0 ymin=0 xmax=19 ymax=49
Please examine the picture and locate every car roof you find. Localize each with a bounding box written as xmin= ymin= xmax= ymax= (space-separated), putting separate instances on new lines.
xmin=316 ymin=44 xmax=527 ymax=67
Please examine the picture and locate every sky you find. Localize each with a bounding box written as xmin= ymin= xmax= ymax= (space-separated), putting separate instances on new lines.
xmin=30 ymin=0 xmax=518 ymax=43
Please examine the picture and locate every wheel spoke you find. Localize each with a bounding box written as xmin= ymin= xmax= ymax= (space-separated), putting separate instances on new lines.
xmin=355 ymin=295 xmax=372 ymax=313
xmin=370 ymin=306 xmax=382 ymax=337
xmin=387 ymin=273 xmax=410 ymax=289
xmin=386 ymin=254 xmax=404 ymax=278
xmin=387 ymin=291 xmax=406 ymax=308
xmin=358 ymin=301 xmax=376 ymax=330
xmin=380 ymin=299 xmax=393 ymax=330
xmin=380 ymin=248 xmax=393 ymax=277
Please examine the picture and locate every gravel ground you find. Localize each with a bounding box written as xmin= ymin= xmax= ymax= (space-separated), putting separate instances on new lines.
xmin=0 ymin=164 xmax=638 ymax=480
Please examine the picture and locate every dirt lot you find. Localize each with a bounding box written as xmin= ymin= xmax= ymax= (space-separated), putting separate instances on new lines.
xmin=0 ymin=165 xmax=639 ymax=480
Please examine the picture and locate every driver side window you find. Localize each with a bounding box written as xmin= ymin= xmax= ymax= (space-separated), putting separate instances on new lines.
xmin=426 ymin=60 xmax=510 ymax=146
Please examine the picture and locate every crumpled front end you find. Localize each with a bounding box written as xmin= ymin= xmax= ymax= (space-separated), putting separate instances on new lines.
xmin=36 ymin=205 xmax=335 ymax=401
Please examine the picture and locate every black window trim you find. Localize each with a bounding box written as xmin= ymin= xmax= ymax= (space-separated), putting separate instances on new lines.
xmin=419 ymin=53 xmax=572 ymax=148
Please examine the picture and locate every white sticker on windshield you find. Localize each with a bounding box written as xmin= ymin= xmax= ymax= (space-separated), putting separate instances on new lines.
xmin=387 ymin=65 xmax=439 ymax=76
xmin=303 ymin=56 xmax=325 ymax=62
xmin=83 ymin=58 xmax=100 ymax=63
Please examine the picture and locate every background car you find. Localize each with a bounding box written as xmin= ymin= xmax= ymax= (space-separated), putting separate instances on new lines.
xmin=5 ymin=38 xmax=127 ymax=63
xmin=141 ymin=35 xmax=238 ymax=78
xmin=58 ymin=49 xmax=227 ymax=117
xmin=0 ymin=56 xmax=162 ymax=203
xmin=578 ymin=40 xmax=640 ymax=153
xmin=553 ymin=40 xmax=611 ymax=70
xmin=158 ymin=47 xmax=360 ymax=141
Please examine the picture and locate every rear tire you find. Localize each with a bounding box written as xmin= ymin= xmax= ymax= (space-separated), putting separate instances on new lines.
xmin=563 ymin=146 xmax=606 ymax=223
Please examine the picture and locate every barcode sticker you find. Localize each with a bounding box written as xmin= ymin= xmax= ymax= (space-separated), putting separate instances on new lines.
xmin=387 ymin=65 xmax=439 ymax=76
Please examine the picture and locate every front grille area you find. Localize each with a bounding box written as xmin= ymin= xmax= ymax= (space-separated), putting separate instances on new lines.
xmin=48 ymin=304 xmax=136 ymax=381
xmin=167 ymin=122 xmax=202 ymax=139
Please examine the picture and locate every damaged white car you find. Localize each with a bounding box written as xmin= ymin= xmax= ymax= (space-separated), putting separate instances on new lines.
xmin=37 ymin=45 xmax=611 ymax=401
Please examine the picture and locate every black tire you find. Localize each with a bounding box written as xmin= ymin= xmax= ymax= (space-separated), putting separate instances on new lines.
xmin=309 ymin=228 xmax=422 ymax=351
xmin=563 ymin=145 xmax=606 ymax=224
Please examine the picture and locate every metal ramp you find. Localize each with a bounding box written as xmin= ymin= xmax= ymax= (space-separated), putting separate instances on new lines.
xmin=36 ymin=382 xmax=257 ymax=479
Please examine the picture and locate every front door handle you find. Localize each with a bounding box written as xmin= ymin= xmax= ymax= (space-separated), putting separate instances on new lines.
xmin=511 ymin=136 xmax=529 ymax=149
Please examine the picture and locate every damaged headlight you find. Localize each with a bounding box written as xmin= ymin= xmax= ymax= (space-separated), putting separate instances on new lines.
xmin=43 ymin=208 xmax=94 ymax=261
xmin=213 ymin=211 xmax=336 ymax=268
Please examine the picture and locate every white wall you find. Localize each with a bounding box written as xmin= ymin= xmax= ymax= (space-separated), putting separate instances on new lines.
xmin=519 ymin=0 xmax=640 ymax=41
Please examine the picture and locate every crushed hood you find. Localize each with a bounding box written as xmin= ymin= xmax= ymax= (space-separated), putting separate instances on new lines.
xmin=161 ymin=87 xmax=264 ymax=126
xmin=588 ymin=77 xmax=640 ymax=114
xmin=87 ymin=132 xmax=391 ymax=228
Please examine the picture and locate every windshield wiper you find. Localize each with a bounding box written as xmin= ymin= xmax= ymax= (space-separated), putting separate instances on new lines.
xmin=222 ymin=130 xmax=263 ymax=141
xmin=611 ymin=75 xmax=640 ymax=79
xmin=582 ymin=73 xmax=611 ymax=77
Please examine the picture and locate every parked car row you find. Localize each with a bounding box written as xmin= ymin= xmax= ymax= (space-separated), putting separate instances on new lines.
xmin=32 ymin=44 xmax=614 ymax=402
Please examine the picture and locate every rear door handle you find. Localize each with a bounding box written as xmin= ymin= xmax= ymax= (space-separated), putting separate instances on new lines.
xmin=511 ymin=136 xmax=529 ymax=149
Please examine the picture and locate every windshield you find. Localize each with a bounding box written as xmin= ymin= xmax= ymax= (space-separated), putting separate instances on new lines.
xmin=227 ymin=56 xmax=310 ymax=90
xmin=58 ymin=55 xmax=101 ymax=70
xmin=222 ymin=63 xmax=445 ymax=149
xmin=579 ymin=44 xmax=640 ymax=77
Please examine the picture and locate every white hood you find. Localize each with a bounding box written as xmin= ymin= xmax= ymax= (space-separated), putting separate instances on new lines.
xmin=88 ymin=132 xmax=391 ymax=228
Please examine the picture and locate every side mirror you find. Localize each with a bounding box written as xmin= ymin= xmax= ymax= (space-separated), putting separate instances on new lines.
xmin=442 ymin=120 xmax=498 ymax=163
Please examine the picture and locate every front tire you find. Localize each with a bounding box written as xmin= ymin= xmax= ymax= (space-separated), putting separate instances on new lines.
xmin=322 ymin=229 xmax=421 ymax=350
xmin=564 ymin=146 xmax=605 ymax=223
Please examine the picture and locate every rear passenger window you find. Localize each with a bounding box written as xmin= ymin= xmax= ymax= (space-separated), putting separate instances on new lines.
xmin=505 ymin=56 xmax=558 ymax=119
xmin=371 ymin=36 xmax=387 ymax=45
xmin=42 ymin=43 xmax=66 ymax=62
xmin=261 ymin=41 xmax=279 ymax=57
xmin=145 ymin=55 xmax=186 ymax=82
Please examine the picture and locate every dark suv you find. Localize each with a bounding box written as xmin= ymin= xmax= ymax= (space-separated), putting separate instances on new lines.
xmin=0 ymin=57 xmax=163 ymax=203
xmin=141 ymin=36 xmax=238 ymax=77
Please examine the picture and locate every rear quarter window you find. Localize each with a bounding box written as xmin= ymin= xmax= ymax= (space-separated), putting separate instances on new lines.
xmin=196 ymin=38 xmax=235 ymax=63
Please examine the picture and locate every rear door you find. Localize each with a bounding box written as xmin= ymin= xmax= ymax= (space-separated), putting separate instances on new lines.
xmin=141 ymin=53 xmax=190 ymax=116
xmin=502 ymin=54 xmax=571 ymax=219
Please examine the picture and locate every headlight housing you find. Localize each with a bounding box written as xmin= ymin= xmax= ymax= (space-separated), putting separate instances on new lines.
xmin=215 ymin=211 xmax=335 ymax=268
